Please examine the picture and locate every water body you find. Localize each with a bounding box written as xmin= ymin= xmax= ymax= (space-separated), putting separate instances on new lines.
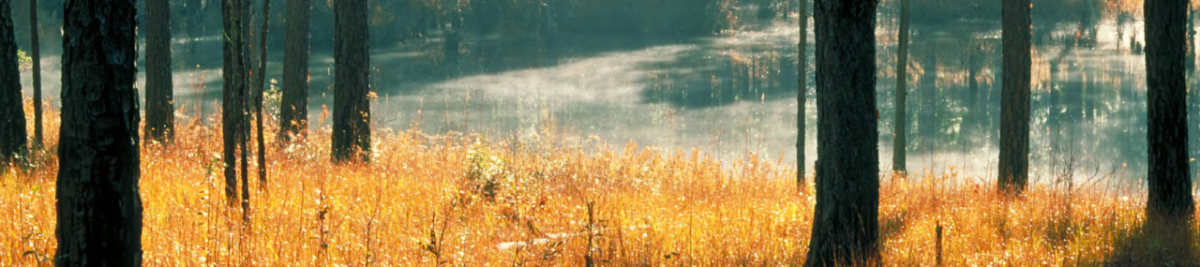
xmin=17 ymin=4 xmax=1197 ymax=188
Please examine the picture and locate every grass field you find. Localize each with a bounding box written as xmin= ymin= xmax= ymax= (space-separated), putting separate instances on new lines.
xmin=1 ymin=100 xmax=1197 ymax=266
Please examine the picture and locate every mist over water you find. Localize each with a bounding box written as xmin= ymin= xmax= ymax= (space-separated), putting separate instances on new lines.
xmin=14 ymin=1 xmax=1196 ymax=189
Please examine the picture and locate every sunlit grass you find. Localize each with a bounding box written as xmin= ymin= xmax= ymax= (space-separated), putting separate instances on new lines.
xmin=1 ymin=99 xmax=1197 ymax=266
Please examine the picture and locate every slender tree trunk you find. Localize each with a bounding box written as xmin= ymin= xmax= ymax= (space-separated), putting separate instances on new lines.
xmin=999 ymin=0 xmax=1031 ymax=194
xmin=240 ymin=0 xmax=252 ymax=223
xmin=56 ymin=0 xmax=142 ymax=265
xmin=804 ymin=0 xmax=880 ymax=266
xmin=28 ymin=0 xmax=41 ymax=149
xmin=332 ymin=0 xmax=371 ymax=164
xmin=146 ymin=0 xmax=174 ymax=143
xmin=892 ymin=0 xmax=910 ymax=174
xmin=1145 ymin=0 xmax=1194 ymax=224
xmin=256 ymin=0 xmax=271 ymax=186
xmin=796 ymin=0 xmax=808 ymax=188
xmin=280 ymin=0 xmax=310 ymax=143
xmin=223 ymin=0 xmax=248 ymax=207
xmin=0 ymin=0 xmax=24 ymax=164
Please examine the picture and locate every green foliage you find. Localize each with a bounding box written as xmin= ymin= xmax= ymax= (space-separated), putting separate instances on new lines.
xmin=465 ymin=143 xmax=510 ymax=201
xmin=17 ymin=49 xmax=31 ymax=72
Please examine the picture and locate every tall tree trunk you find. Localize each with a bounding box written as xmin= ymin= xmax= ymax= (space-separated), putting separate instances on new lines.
xmin=0 ymin=0 xmax=24 ymax=164
xmin=56 ymin=0 xmax=143 ymax=265
xmin=28 ymin=0 xmax=41 ymax=149
xmin=332 ymin=0 xmax=370 ymax=164
xmin=0 ymin=0 xmax=23 ymax=163
xmin=223 ymin=0 xmax=248 ymax=207
xmin=146 ymin=0 xmax=174 ymax=143
xmin=1145 ymin=0 xmax=1194 ymax=224
xmin=804 ymin=0 xmax=880 ymax=266
xmin=279 ymin=0 xmax=310 ymax=143
xmin=796 ymin=0 xmax=808 ymax=188
xmin=240 ymin=0 xmax=252 ymax=223
xmin=892 ymin=0 xmax=910 ymax=174
xmin=999 ymin=0 xmax=1031 ymax=194
xmin=256 ymin=0 xmax=271 ymax=186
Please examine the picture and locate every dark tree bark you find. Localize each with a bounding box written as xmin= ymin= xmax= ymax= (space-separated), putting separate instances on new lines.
xmin=255 ymin=0 xmax=271 ymax=186
xmin=332 ymin=0 xmax=370 ymax=164
xmin=0 ymin=0 xmax=25 ymax=164
xmin=892 ymin=0 xmax=910 ymax=174
xmin=1145 ymin=0 xmax=1194 ymax=224
xmin=240 ymin=0 xmax=251 ymax=222
xmin=29 ymin=0 xmax=41 ymax=149
xmin=145 ymin=0 xmax=174 ymax=143
xmin=796 ymin=0 xmax=808 ymax=188
xmin=998 ymin=0 xmax=1031 ymax=194
xmin=279 ymin=0 xmax=310 ymax=143
xmin=55 ymin=0 xmax=143 ymax=265
xmin=804 ymin=0 xmax=880 ymax=266
xmin=223 ymin=0 xmax=249 ymax=208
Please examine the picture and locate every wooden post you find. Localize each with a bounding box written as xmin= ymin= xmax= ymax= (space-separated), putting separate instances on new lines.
xmin=936 ymin=222 xmax=944 ymax=266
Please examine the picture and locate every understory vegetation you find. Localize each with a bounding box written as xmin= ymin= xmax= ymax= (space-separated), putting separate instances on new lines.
xmin=1 ymin=100 xmax=1197 ymax=266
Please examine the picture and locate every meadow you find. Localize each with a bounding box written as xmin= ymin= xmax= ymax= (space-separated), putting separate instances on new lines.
xmin=1 ymin=100 xmax=1196 ymax=266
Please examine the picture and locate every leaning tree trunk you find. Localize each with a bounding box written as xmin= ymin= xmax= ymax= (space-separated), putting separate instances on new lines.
xmin=146 ymin=0 xmax=175 ymax=143
xmin=29 ymin=0 xmax=41 ymax=149
xmin=0 ymin=0 xmax=25 ymax=164
xmin=796 ymin=0 xmax=808 ymax=188
xmin=56 ymin=0 xmax=143 ymax=265
xmin=1145 ymin=0 xmax=1194 ymax=225
xmin=804 ymin=0 xmax=880 ymax=266
xmin=279 ymin=0 xmax=311 ymax=143
xmin=222 ymin=0 xmax=248 ymax=207
xmin=998 ymin=0 xmax=1031 ymax=194
xmin=332 ymin=0 xmax=371 ymax=164
xmin=892 ymin=0 xmax=910 ymax=174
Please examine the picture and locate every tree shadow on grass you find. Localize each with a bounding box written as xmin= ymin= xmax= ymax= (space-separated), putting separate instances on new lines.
xmin=1103 ymin=219 xmax=1199 ymax=266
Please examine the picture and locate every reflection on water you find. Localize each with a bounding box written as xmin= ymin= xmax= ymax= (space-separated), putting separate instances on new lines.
xmin=16 ymin=3 xmax=1200 ymax=188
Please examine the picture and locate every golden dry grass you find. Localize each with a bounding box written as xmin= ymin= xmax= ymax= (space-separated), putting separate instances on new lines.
xmin=1 ymin=99 xmax=1198 ymax=266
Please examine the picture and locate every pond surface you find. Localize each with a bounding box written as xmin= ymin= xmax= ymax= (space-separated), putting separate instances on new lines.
xmin=18 ymin=8 xmax=1199 ymax=188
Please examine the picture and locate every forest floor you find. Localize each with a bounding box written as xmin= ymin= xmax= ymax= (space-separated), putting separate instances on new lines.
xmin=1 ymin=102 xmax=1198 ymax=266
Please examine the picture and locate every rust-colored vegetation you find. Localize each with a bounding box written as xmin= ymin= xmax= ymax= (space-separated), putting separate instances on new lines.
xmin=1 ymin=98 xmax=1197 ymax=266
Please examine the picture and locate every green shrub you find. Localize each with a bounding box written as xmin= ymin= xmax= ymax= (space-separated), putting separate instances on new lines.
xmin=17 ymin=49 xmax=31 ymax=71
